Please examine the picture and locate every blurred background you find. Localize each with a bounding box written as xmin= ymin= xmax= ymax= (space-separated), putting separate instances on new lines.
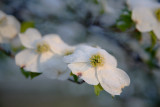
xmin=0 ymin=0 xmax=160 ymax=107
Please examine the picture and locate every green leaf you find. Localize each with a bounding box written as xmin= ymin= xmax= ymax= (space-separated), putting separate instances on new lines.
xmin=21 ymin=21 xmax=35 ymax=33
xmin=116 ymin=9 xmax=134 ymax=31
xmin=70 ymin=72 xmax=78 ymax=82
xmin=20 ymin=68 xmax=42 ymax=79
xmin=149 ymin=31 xmax=157 ymax=49
xmin=30 ymin=72 xmax=42 ymax=79
xmin=94 ymin=84 xmax=103 ymax=96
xmin=20 ymin=68 xmax=30 ymax=78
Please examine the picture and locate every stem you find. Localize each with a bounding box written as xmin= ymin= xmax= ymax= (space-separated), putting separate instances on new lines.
xmin=0 ymin=46 xmax=15 ymax=58
xmin=68 ymin=78 xmax=85 ymax=84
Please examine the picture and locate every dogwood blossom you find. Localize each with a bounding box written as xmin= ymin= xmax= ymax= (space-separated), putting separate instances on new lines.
xmin=127 ymin=0 xmax=160 ymax=39
xmin=64 ymin=45 xmax=130 ymax=96
xmin=0 ymin=10 xmax=20 ymax=43
xmin=15 ymin=28 xmax=73 ymax=80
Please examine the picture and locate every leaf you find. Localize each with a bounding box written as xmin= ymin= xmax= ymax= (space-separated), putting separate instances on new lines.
xmin=21 ymin=21 xmax=35 ymax=33
xmin=20 ymin=68 xmax=30 ymax=78
xmin=149 ymin=31 xmax=157 ymax=49
xmin=30 ymin=72 xmax=42 ymax=79
xmin=20 ymin=68 xmax=42 ymax=79
xmin=116 ymin=9 xmax=134 ymax=31
xmin=94 ymin=84 xmax=103 ymax=96
xmin=70 ymin=72 xmax=78 ymax=82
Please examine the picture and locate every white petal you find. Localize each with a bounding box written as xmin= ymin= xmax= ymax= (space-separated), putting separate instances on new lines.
xmin=19 ymin=28 xmax=42 ymax=48
xmin=68 ymin=63 xmax=99 ymax=85
xmin=15 ymin=49 xmax=39 ymax=72
xmin=64 ymin=50 xmax=90 ymax=63
xmin=153 ymin=24 xmax=160 ymax=39
xmin=127 ymin=0 xmax=160 ymax=9
xmin=76 ymin=45 xmax=98 ymax=56
xmin=57 ymin=69 xmax=71 ymax=80
xmin=132 ymin=7 xmax=156 ymax=32
xmin=6 ymin=15 xmax=20 ymax=33
xmin=68 ymin=62 xmax=91 ymax=73
xmin=39 ymin=51 xmax=54 ymax=65
xmin=81 ymin=67 xmax=99 ymax=85
xmin=0 ymin=10 xmax=6 ymax=21
xmin=97 ymin=67 xmax=130 ymax=96
xmin=0 ymin=15 xmax=20 ymax=39
xmin=0 ymin=24 xmax=17 ymax=39
xmin=43 ymin=34 xmax=74 ymax=55
xmin=41 ymin=55 xmax=70 ymax=80
xmin=64 ymin=45 xmax=98 ymax=63
xmin=98 ymin=49 xmax=117 ymax=67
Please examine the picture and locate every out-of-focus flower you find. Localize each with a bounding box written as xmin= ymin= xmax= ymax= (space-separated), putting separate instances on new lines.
xmin=15 ymin=28 xmax=73 ymax=80
xmin=64 ymin=45 xmax=130 ymax=96
xmin=127 ymin=0 xmax=160 ymax=39
xmin=0 ymin=10 xmax=20 ymax=43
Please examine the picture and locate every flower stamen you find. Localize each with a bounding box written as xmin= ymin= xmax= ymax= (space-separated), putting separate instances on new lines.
xmin=36 ymin=42 xmax=50 ymax=53
xmin=90 ymin=54 xmax=104 ymax=67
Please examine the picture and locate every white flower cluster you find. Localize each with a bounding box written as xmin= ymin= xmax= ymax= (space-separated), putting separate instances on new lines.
xmin=14 ymin=28 xmax=130 ymax=96
xmin=0 ymin=10 xmax=130 ymax=96
xmin=127 ymin=0 xmax=160 ymax=39
xmin=15 ymin=28 xmax=74 ymax=80
xmin=0 ymin=10 xmax=20 ymax=43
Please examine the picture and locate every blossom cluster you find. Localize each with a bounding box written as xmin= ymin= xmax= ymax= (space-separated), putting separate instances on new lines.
xmin=0 ymin=5 xmax=131 ymax=96
xmin=14 ymin=28 xmax=130 ymax=96
xmin=127 ymin=0 xmax=160 ymax=39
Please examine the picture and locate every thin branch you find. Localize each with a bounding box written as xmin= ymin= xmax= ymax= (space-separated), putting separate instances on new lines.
xmin=68 ymin=78 xmax=85 ymax=84
xmin=0 ymin=46 xmax=15 ymax=58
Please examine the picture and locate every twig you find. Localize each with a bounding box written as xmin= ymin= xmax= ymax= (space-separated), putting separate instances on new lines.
xmin=68 ymin=78 xmax=85 ymax=84
xmin=0 ymin=46 xmax=15 ymax=58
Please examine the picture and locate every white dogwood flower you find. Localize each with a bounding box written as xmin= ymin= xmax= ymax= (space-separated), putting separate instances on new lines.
xmin=0 ymin=10 xmax=20 ymax=43
xmin=127 ymin=0 xmax=160 ymax=39
xmin=15 ymin=28 xmax=72 ymax=80
xmin=64 ymin=45 xmax=130 ymax=96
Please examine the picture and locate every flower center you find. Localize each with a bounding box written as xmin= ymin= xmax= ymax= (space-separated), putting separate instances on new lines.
xmin=155 ymin=8 xmax=160 ymax=22
xmin=90 ymin=54 xmax=104 ymax=67
xmin=36 ymin=43 xmax=50 ymax=53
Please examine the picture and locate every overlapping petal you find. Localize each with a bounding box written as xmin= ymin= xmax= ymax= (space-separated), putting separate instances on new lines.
xmin=64 ymin=45 xmax=98 ymax=63
xmin=98 ymin=49 xmax=117 ymax=68
xmin=43 ymin=34 xmax=74 ymax=55
xmin=19 ymin=28 xmax=42 ymax=48
xmin=40 ymin=55 xmax=70 ymax=80
xmin=15 ymin=49 xmax=39 ymax=72
xmin=97 ymin=67 xmax=130 ymax=95
xmin=132 ymin=7 xmax=156 ymax=32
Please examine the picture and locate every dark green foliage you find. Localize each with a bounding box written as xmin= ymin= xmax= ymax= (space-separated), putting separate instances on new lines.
xmin=116 ymin=9 xmax=134 ymax=31
xmin=20 ymin=68 xmax=42 ymax=79
xmin=70 ymin=72 xmax=78 ymax=82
